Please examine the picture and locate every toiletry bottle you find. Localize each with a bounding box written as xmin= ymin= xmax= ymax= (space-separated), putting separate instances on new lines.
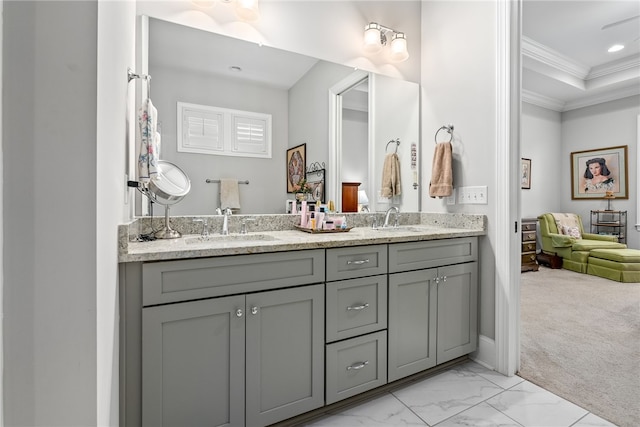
xmin=300 ymin=201 xmax=308 ymax=228
xmin=309 ymin=212 xmax=316 ymax=230
xmin=316 ymin=207 xmax=325 ymax=231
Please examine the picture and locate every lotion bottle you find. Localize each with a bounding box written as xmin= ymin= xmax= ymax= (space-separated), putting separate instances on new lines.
xmin=300 ymin=201 xmax=308 ymax=228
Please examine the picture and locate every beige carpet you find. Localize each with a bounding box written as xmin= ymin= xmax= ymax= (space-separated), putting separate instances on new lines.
xmin=519 ymin=266 xmax=640 ymax=427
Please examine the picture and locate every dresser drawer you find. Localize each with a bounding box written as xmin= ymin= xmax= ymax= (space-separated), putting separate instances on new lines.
xmin=326 ymin=245 xmax=387 ymax=281
xmin=142 ymin=249 xmax=325 ymax=306
xmin=522 ymin=231 xmax=536 ymax=242
xmin=522 ymin=241 xmax=536 ymax=253
xmin=521 ymin=253 xmax=537 ymax=264
xmin=521 ymin=221 xmax=537 ymax=232
xmin=325 ymin=331 xmax=387 ymax=404
xmin=389 ymin=237 xmax=477 ymax=273
xmin=326 ymin=275 xmax=387 ymax=342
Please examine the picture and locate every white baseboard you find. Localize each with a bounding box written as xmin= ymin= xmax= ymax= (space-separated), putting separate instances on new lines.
xmin=470 ymin=335 xmax=496 ymax=370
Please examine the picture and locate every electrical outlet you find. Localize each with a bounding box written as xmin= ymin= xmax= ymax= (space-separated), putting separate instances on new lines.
xmin=457 ymin=186 xmax=488 ymax=204
xmin=446 ymin=188 xmax=456 ymax=205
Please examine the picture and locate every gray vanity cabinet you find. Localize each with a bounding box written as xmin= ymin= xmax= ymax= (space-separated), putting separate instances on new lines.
xmin=142 ymin=284 xmax=324 ymax=427
xmin=388 ymin=238 xmax=478 ymax=382
xmin=142 ymin=295 xmax=245 ymax=427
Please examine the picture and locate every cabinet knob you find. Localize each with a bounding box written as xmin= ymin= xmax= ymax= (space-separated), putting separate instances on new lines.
xmin=346 ymin=303 xmax=369 ymax=311
xmin=346 ymin=360 xmax=369 ymax=371
xmin=236 ymin=308 xmax=243 ymax=318
xmin=442 ymin=276 xmax=447 ymax=282
xmin=251 ymin=306 xmax=259 ymax=315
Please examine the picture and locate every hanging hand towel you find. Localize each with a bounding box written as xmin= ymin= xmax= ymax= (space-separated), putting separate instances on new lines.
xmin=220 ymin=179 xmax=241 ymax=210
xmin=138 ymin=98 xmax=159 ymax=183
xmin=381 ymin=153 xmax=402 ymax=198
xmin=429 ymin=141 xmax=453 ymax=198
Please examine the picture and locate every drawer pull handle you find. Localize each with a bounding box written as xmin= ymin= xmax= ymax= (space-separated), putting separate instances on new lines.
xmin=347 ymin=303 xmax=370 ymax=311
xmin=346 ymin=360 xmax=369 ymax=371
xmin=251 ymin=306 xmax=259 ymax=315
xmin=236 ymin=309 xmax=243 ymax=318
xmin=347 ymin=259 xmax=370 ymax=265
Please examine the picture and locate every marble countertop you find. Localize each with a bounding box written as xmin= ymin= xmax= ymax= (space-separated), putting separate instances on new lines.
xmin=119 ymin=212 xmax=486 ymax=263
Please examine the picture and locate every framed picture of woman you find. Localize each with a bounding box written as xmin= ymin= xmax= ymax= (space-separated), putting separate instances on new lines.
xmin=570 ymin=145 xmax=628 ymax=199
xmin=286 ymin=143 xmax=306 ymax=193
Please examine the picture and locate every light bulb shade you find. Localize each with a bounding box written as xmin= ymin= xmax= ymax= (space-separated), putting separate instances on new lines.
xmin=357 ymin=190 xmax=369 ymax=205
xmin=236 ymin=0 xmax=260 ymax=21
xmin=363 ymin=23 xmax=383 ymax=54
xmin=389 ymin=32 xmax=409 ymax=62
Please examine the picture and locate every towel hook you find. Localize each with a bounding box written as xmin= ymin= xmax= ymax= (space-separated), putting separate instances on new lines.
xmin=434 ymin=125 xmax=454 ymax=144
xmin=385 ymin=138 xmax=400 ymax=153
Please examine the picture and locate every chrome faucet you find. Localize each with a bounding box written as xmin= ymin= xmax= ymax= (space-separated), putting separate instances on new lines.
xmin=383 ymin=206 xmax=400 ymax=228
xmin=221 ymin=208 xmax=232 ymax=235
xmin=193 ymin=218 xmax=209 ymax=237
xmin=240 ymin=218 xmax=256 ymax=234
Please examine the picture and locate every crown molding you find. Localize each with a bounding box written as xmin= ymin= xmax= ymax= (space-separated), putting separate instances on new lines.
xmin=521 ymin=36 xmax=589 ymax=79
xmin=521 ymin=89 xmax=565 ymax=112
xmin=564 ymin=84 xmax=640 ymax=111
xmin=588 ymin=55 xmax=640 ymax=80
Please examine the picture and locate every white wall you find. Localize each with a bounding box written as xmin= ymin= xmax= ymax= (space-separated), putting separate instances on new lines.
xmin=341 ymin=109 xmax=369 ymax=186
xmin=561 ymin=95 xmax=640 ymax=249
xmin=521 ymin=102 xmax=563 ymax=218
xmin=421 ymin=1 xmax=498 ymax=347
xmin=3 ymin=1 xmax=99 ymax=424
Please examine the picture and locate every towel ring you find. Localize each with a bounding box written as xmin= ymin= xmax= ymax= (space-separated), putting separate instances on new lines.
xmin=434 ymin=125 xmax=454 ymax=144
xmin=385 ymin=138 xmax=400 ymax=153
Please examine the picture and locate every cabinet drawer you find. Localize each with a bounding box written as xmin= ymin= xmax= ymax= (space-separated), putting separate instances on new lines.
xmin=326 ymin=245 xmax=387 ymax=281
xmin=326 ymin=275 xmax=387 ymax=342
xmin=389 ymin=237 xmax=477 ymax=273
xmin=522 ymin=231 xmax=536 ymax=242
xmin=142 ymin=250 xmax=325 ymax=306
xmin=521 ymin=221 xmax=536 ymax=232
xmin=325 ymin=331 xmax=387 ymax=405
xmin=521 ymin=253 xmax=537 ymax=264
xmin=522 ymin=241 xmax=536 ymax=253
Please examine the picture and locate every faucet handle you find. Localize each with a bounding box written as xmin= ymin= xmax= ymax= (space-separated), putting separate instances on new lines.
xmin=240 ymin=218 xmax=256 ymax=235
xmin=193 ymin=218 xmax=209 ymax=236
xmin=369 ymin=215 xmax=378 ymax=230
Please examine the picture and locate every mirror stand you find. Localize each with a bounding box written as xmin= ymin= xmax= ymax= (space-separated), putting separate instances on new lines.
xmin=155 ymin=205 xmax=181 ymax=239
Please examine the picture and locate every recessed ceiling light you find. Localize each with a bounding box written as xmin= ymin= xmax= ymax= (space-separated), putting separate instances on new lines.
xmin=608 ymin=44 xmax=625 ymax=53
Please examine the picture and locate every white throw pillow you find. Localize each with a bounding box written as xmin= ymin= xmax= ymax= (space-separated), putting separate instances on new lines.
xmin=561 ymin=225 xmax=581 ymax=239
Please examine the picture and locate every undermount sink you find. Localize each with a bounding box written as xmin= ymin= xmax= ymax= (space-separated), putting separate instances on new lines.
xmin=374 ymin=226 xmax=428 ymax=233
xmin=185 ymin=234 xmax=278 ymax=244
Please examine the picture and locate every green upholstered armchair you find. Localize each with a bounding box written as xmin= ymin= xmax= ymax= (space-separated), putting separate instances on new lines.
xmin=537 ymin=213 xmax=626 ymax=273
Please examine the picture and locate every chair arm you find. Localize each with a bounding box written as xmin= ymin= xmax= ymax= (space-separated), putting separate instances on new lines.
xmin=582 ymin=232 xmax=618 ymax=242
xmin=549 ymin=233 xmax=576 ymax=248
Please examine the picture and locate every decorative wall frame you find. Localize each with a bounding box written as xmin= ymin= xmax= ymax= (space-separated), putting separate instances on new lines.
xmin=521 ymin=158 xmax=531 ymax=189
xmin=286 ymin=143 xmax=306 ymax=193
xmin=570 ymin=145 xmax=628 ymax=200
xmin=306 ymin=162 xmax=326 ymax=203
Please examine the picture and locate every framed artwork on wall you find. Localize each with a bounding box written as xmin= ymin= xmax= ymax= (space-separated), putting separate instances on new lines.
xmin=570 ymin=145 xmax=628 ymax=200
xmin=306 ymin=162 xmax=326 ymax=203
xmin=286 ymin=143 xmax=306 ymax=193
xmin=521 ymin=158 xmax=531 ymax=189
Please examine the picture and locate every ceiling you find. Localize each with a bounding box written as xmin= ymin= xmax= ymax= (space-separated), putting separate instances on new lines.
xmin=522 ymin=0 xmax=640 ymax=112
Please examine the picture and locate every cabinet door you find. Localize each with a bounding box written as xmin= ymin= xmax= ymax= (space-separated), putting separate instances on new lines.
xmin=245 ymin=284 xmax=325 ymax=426
xmin=142 ymin=295 xmax=245 ymax=427
xmin=437 ymin=262 xmax=478 ymax=364
xmin=388 ymin=269 xmax=437 ymax=382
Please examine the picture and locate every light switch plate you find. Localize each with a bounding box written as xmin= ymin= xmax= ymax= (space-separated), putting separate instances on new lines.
xmin=446 ymin=188 xmax=456 ymax=205
xmin=457 ymin=186 xmax=488 ymax=204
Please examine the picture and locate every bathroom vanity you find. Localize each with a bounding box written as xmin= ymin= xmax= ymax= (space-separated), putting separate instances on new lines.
xmin=119 ymin=213 xmax=485 ymax=426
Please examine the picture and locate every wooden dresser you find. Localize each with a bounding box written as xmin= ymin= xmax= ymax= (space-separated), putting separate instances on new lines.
xmin=521 ymin=218 xmax=539 ymax=272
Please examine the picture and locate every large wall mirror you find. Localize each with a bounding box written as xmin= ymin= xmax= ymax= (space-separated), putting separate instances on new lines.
xmin=138 ymin=16 xmax=420 ymax=215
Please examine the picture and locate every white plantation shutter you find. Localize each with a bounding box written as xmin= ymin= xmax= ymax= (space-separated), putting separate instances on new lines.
xmin=177 ymin=102 xmax=272 ymax=158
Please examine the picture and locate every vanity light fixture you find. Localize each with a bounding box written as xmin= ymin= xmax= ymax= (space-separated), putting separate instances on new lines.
xmin=192 ymin=0 xmax=260 ymax=22
xmin=363 ymin=22 xmax=409 ymax=62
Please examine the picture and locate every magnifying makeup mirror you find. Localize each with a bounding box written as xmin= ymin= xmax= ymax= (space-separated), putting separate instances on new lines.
xmin=143 ymin=160 xmax=191 ymax=239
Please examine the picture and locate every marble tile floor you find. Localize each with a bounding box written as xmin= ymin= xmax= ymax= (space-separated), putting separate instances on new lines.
xmin=303 ymin=361 xmax=617 ymax=427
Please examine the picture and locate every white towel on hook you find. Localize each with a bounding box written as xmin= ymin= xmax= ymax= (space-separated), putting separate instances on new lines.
xmin=138 ymin=98 xmax=159 ymax=183
xmin=220 ymin=179 xmax=241 ymax=210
